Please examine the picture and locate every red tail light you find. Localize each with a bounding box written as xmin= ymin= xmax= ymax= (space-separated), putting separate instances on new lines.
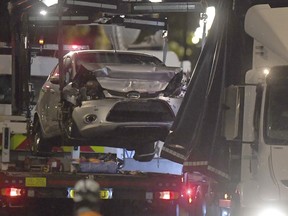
xmin=1 ymin=188 xmax=25 ymax=197
xmin=185 ymin=188 xmax=193 ymax=196
xmin=181 ymin=186 xmax=197 ymax=203
xmin=159 ymin=191 xmax=179 ymax=200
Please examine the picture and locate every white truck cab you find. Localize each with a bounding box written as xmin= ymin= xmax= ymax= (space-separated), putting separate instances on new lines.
xmin=229 ymin=4 xmax=288 ymax=216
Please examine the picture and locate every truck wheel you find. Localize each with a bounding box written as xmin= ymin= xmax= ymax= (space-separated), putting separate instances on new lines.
xmin=31 ymin=123 xmax=52 ymax=155
xmin=193 ymin=194 xmax=206 ymax=216
xmin=230 ymin=193 xmax=241 ymax=216
xmin=205 ymin=202 xmax=221 ymax=216
xmin=179 ymin=196 xmax=206 ymax=216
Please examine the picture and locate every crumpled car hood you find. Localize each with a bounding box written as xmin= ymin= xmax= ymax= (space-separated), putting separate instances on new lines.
xmin=77 ymin=63 xmax=182 ymax=93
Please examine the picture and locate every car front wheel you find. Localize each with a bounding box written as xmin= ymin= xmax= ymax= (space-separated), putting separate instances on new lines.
xmin=133 ymin=142 xmax=155 ymax=162
xmin=31 ymin=123 xmax=52 ymax=155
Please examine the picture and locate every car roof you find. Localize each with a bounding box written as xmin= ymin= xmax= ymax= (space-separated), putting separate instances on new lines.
xmin=64 ymin=50 xmax=158 ymax=58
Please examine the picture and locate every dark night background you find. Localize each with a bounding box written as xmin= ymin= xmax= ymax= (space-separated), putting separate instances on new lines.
xmin=1 ymin=0 xmax=288 ymax=60
xmin=0 ymin=0 xmax=287 ymax=52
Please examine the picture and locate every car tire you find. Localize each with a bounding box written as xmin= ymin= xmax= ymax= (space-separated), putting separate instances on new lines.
xmin=31 ymin=122 xmax=52 ymax=155
xmin=230 ymin=192 xmax=246 ymax=216
xmin=133 ymin=142 xmax=155 ymax=162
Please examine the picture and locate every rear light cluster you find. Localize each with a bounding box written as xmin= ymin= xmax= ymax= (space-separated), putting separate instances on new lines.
xmin=1 ymin=188 xmax=26 ymax=197
xmin=159 ymin=191 xmax=179 ymax=200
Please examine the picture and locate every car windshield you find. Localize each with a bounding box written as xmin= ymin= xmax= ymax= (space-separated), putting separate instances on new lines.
xmin=75 ymin=52 xmax=164 ymax=66
xmin=265 ymin=84 xmax=288 ymax=144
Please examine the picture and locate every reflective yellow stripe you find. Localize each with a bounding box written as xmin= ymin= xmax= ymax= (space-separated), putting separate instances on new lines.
xmin=90 ymin=146 xmax=105 ymax=153
xmin=61 ymin=146 xmax=73 ymax=152
xmin=0 ymin=134 xmax=106 ymax=153
xmin=60 ymin=146 xmax=105 ymax=153
xmin=10 ymin=134 xmax=27 ymax=150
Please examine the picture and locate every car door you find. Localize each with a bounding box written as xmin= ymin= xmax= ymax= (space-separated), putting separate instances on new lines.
xmin=37 ymin=64 xmax=61 ymax=137
xmin=38 ymin=56 xmax=74 ymax=137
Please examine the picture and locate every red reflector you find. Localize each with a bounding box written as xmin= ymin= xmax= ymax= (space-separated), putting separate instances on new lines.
xmin=1 ymin=188 xmax=24 ymax=197
xmin=159 ymin=191 xmax=178 ymax=200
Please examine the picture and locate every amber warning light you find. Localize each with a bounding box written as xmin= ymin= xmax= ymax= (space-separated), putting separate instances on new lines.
xmin=39 ymin=39 xmax=45 ymax=45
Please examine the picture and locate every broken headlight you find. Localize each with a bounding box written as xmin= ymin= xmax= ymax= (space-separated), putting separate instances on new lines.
xmin=79 ymin=79 xmax=105 ymax=101
xmin=163 ymin=71 xmax=184 ymax=97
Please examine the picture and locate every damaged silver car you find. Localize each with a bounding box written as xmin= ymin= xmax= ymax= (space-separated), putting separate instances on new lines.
xmin=32 ymin=50 xmax=184 ymax=161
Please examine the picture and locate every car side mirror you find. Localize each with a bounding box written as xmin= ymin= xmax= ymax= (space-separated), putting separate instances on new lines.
xmin=50 ymin=75 xmax=60 ymax=85
xmin=224 ymin=85 xmax=241 ymax=140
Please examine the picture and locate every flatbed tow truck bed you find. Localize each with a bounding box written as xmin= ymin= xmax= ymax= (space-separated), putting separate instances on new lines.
xmin=0 ymin=170 xmax=181 ymax=199
xmin=0 ymin=119 xmax=187 ymax=215
xmin=0 ymin=154 xmax=185 ymax=216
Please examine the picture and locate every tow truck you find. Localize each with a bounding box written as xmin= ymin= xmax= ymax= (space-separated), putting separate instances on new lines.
xmin=0 ymin=46 xmax=188 ymax=215
xmin=0 ymin=1 xmax=208 ymax=215
xmin=4 ymin=0 xmax=276 ymax=216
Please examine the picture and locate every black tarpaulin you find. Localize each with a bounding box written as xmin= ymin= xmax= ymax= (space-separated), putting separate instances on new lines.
xmin=161 ymin=0 xmax=234 ymax=181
